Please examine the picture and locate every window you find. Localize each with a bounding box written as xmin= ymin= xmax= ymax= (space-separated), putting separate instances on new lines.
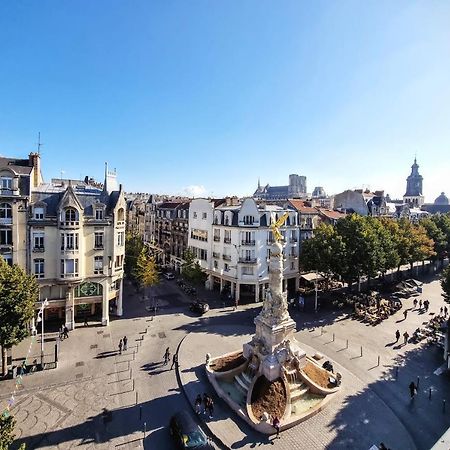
xmin=117 ymin=208 xmax=125 ymax=222
xmin=118 ymin=231 xmax=125 ymax=246
xmin=33 ymin=232 xmax=44 ymax=249
xmin=267 ymin=248 xmax=271 ymax=260
xmin=225 ymin=216 xmax=230 ymax=226
xmin=224 ymin=263 xmax=230 ymax=272
xmin=243 ymin=215 xmax=254 ymax=225
xmin=242 ymin=266 xmax=254 ymax=275
xmin=202 ymin=212 xmax=207 ymax=220
xmin=213 ymin=260 xmax=218 ymax=269
xmin=94 ymin=256 xmax=103 ymax=274
xmin=61 ymin=258 xmax=78 ymax=277
xmin=94 ymin=232 xmax=104 ymax=249
xmin=0 ymin=177 xmax=12 ymax=190
xmin=2 ymin=254 xmax=12 ymax=266
xmin=290 ymin=261 xmax=295 ymax=270
xmin=224 ymin=230 xmax=231 ymax=243
xmin=95 ymin=209 xmax=104 ymax=220
xmin=0 ymin=229 xmax=12 ymax=245
xmin=64 ymin=208 xmax=78 ymax=222
xmin=0 ymin=203 xmax=12 ymax=219
xmin=34 ymin=207 xmax=44 ymax=220
xmin=115 ymin=255 xmax=124 ymax=269
xmin=193 ymin=212 xmax=197 ymax=219
xmin=34 ymin=259 xmax=44 ymax=278
xmin=61 ymin=233 xmax=78 ymax=250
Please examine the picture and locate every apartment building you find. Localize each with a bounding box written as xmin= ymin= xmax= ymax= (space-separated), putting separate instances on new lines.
xmin=0 ymin=154 xmax=125 ymax=329
xmin=189 ymin=197 xmax=300 ymax=303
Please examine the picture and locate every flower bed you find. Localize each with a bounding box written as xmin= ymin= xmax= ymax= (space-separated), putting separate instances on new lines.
xmin=302 ymin=361 xmax=334 ymax=389
xmin=209 ymin=352 xmax=247 ymax=373
xmin=250 ymin=376 xmax=286 ymax=420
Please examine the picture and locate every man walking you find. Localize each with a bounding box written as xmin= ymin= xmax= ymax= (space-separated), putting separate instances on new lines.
xmin=409 ymin=381 xmax=417 ymax=399
xmin=118 ymin=339 xmax=123 ymax=355
xmin=403 ymin=331 xmax=409 ymax=345
xmin=419 ymin=299 xmax=423 ymax=310
xmin=403 ymin=310 xmax=408 ymax=320
xmin=63 ymin=326 xmax=69 ymax=339
xmin=170 ymin=353 xmax=178 ymax=370
xmin=445 ymin=306 xmax=448 ymax=317
xmin=395 ymin=330 xmax=400 ymax=343
xmin=413 ymin=298 xmax=418 ymax=309
xmin=123 ymin=336 xmax=128 ymax=351
xmin=272 ymin=416 xmax=281 ymax=439
xmin=163 ymin=347 xmax=170 ymax=365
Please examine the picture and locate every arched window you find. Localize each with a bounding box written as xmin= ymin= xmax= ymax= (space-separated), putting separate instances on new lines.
xmin=65 ymin=208 xmax=78 ymax=222
xmin=117 ymin=208 xmax=125 ymax=222
xmin=0 ymin=203 xmax=12 ymax=219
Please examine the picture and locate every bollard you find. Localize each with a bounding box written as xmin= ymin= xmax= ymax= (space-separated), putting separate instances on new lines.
xmin=332 ymin=333 xmax=335 ymax=342
xmin=346 ymin=339 xmax=348 ymax=349
xmin=443 ymin=400 xmax=446 ymax=413
xmin=360 ymin=346 xmax=363 ymax=357
xmin=395 ymin=366 xmax=399 ymax=379
xmin=429 ymin=388 xmax=432 ymax=400
xmin=139 ymin=405 xmax=142 ymax=421
xmin=377 ymin=356 xmax=380 ymax=367
xmin=416 ymin=376 xmax=420 ymax=389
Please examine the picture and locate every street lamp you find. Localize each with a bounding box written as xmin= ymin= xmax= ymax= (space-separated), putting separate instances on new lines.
xmin=36 ymin=298 xmax=49 ymax=369
xmin=314 ymin=279 xmax=318 ymax=313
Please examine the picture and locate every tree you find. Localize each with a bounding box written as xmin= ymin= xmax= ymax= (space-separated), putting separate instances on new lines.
xmin=181 ymin=249 xmax=207 ymax=285
xmin=124 ymin=232 xmax=144 ymax=280
xmin=421 ymin=217 xmax=447 ymax=262
xmin=441 ymin=266 xmax=450 ymax=304
xmin=133 ymin=248 xmax=159 ymax=298
xmin=0 ymin=259 xmax=39 ymax=377
xmin=408 ymin=223 xmax=435 ymax=270
xmin=0 ymin=413 xmax=25 ymax=450
xmin=377 ymin=218 xmax=401 ymax=277
xmin=432 ymin=214 xmax=450 ymax=261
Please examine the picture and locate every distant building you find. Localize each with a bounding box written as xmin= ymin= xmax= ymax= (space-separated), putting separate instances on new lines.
xmin=403 ymin=158 xmax=424 ymax=208
xmin=253 ymin=174 xmax=307 ymax=201
xmin=421 ymin=193 xmax=450 ymax=215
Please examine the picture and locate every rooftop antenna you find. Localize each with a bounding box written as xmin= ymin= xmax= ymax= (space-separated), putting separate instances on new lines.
xmin=36 ymin=132 xmax=43 ymax=154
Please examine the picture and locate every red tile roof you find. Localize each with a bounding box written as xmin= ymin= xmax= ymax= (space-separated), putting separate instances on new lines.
xmin=288 ymin=199 xmax=318 ymax=214
xmin=318 ymin=209 xmax=346 ymax=220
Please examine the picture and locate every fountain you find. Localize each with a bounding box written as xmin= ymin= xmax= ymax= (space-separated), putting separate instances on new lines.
xmin=206 ymin=215 xmax=341 ymax=433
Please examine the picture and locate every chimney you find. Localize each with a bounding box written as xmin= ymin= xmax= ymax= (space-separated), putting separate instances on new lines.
xmin=29 ymin=152 xmax=42 ymax=188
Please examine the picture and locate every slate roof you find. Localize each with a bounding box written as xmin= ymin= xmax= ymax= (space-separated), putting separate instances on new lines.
xmin=0 ymin=157 xmax=33 ymax=175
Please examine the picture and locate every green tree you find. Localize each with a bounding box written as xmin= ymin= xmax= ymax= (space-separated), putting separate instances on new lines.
xmin=133 ymin=248 xmax=159 ymax=298
xmin=432 ymin=214 xmax=450 ymax=260
xmin=441 ymin=266 xmax=450 ymax=304
xmin=421 ymin=217 xmax=447 ymax=262
xmin=377 ymin=218 xmax=401 ymax=277
xmin=124 ymin=232 xmax=144 ymax=280
xmin=0 ymin=259 xmax=39 ymax=377
xmin=0 ymin=413 xmax=25 ymax=450
xmin=181 ymin=249 xmax=207 ymax=285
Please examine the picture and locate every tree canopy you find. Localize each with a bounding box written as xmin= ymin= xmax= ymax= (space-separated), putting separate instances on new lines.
xmin=441 ymin=266 xmax=450 ymax=304
xmin=133 ymin=248 xmax=159 ymax=292
xmin=181 ymin=249 xmax=207 ymax=285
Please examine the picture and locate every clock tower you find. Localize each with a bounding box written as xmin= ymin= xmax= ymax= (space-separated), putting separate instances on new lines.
xmin=403 ymin=158 xmax=424 ymax=208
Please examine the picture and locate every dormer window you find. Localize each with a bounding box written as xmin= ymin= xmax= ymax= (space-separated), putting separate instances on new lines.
xmin=34 ymin=207 xmax=44 ymax=220
xmin=65 ymin=208 xmax=78 ymax=222
xmin=0 ymin=177 xmax=12 ymax=190
xmin=243 ymin=215 xmax=254 ymax=225
xmin=95 ymin=209 xmax=104 ymax=220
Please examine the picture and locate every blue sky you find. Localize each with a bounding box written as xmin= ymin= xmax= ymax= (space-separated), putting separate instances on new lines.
xmin=1 ymin=1 xmax=449 ymax=201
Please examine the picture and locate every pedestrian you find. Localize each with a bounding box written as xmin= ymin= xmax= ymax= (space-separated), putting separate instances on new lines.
xmin=272 ymin=416 xmax=281 ymax=439
xmin=445 ymin=306 xmax=448 ymax=317
xmin=123 ymin=336 xmax=128 ymax=351
xmin=118 ymin=339 xmax=123 ymax=355
xmin=84 ymin=315 xmax=89 ymax=327
xmin=403 ymin=331 xmax=409 ymax=345
xmin=207 ymin=396 xmax=214 ymax=419
xmin=403 ymin=309 xmax=408 ymax=320
xmin=59 ymin=326 xmax=63 ymax=341
xmin=203 ymin=393 xmax=209 ymax=414
xmin=163 ymin=347 xmax=170 ymax=365
xmin=194 ymin=394 xmax=202 ymax=414
xmin=170 ymin=353 xmax=178 ymax=370
xmin=440 ymin=307 xmax=444 ymax=316
xmin=409 ymin=381 xmax=417 ymax=399
xmin=63 ymin=326 xmax=69 ymax=339
xmin=419 ymin=299 xmax=423 ymax=310
xmin=234 ymin=298 xmax=238 ymax=311
xmin=413 ymin=298 xmax=418 ymax=309
xmin=425 ymin=300 xmax=429 ymax=312
xmin=395 ymin=330 xmax=400 ymax=342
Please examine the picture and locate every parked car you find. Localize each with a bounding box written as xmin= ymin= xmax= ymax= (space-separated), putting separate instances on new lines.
xmin=189 ymin=301 xmax=209 ymax=315
xmin=164 ymin=272 xmax=175 ymax=280
xmin=169 ymin=410 xmax=213 ymax=449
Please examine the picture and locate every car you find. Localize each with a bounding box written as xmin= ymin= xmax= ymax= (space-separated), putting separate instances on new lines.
xmin=189 ymin=301 xmax=209 ymax=314
xmin=164 ymin=272 xmax=175 ymax=280
xmin=169 ymin=410 xmax=214 ymax=449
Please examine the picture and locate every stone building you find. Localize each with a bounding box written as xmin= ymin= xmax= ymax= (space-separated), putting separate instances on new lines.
xmin=253 ymin=174 xmax=307 ymax=201
xmin=403 ymin=158 xmax=424 ymax=208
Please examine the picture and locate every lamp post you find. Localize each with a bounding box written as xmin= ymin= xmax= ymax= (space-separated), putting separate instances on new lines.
xmin=37 ymin=298 xmax=49 ymax=369
xmin=314 ymin=279 xmax=318 ymax=313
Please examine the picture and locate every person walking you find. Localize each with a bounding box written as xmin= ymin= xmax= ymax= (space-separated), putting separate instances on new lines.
xmin=272 ymin=416 xmax=281 ymax=439
xmin=59 ymin=326 xmax=63 ymax=341
xmin=425 ymin=300 xmax=429 ymax=312
xmin=170 ymin=353 xmax=178 ymax=370
xmin=419 ymin=299 xmax=423 ymax=310
xmin=403 ymin=309 xmax=408 ymax=320
xmin=207 ymin=396 xmax=214 ymax=418
xmin=118 ymin=339 xmax=123 ymax=355
xmin=440 ymin=307 xmax=444 ymax=316
xmin=445 ymin=306 xmax=448 ymax=317
xmin=403 ymin=331 xmax=409 ymax=345
xmin=203 ymin=393 xmax=209 ymax=415
xmin=163 ymin=347 xmax=170 ymax=365
xmin=395 ymin=330 xmax=400 ymax=343
xmin=63 ymin=326 xmax=69 ymax=339
xmin=194 ymin=394 xmax=202 ymax=415
xmin=409 ymin=381 xmax=417 ymax=399
xmin=413 ymin=298 xmax=418 ymax=309
xmin=84 ymin=315 xmax=89 ymax=327
xmin=123 ymin=336 xmax=128 ymax=351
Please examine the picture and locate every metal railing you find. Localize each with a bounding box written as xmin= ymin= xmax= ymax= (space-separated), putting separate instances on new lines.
xmin=241 ymin=240 xmax=255 ymax=246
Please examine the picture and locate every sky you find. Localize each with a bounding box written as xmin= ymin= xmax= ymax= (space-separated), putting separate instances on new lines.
xmin=1 ymin=1 xmax=449 ymax=201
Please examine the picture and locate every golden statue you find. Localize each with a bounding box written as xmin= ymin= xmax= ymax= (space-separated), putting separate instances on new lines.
xmin=270 ymin=212 xmax=289 ymax=243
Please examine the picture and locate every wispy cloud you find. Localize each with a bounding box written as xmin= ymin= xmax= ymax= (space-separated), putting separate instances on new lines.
xmin=182 ymin=185 xmax=207 ymax=198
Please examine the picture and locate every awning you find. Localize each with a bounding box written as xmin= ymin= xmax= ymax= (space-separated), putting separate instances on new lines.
xmin=300 ymin=272 xmax=324 ymax=283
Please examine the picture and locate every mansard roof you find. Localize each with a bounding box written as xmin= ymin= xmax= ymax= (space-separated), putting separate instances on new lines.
xmin=0 ymin=157 xmax=33 ymax=175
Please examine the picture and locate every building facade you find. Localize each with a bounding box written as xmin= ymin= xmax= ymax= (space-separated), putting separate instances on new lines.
xmin=404 ymin=158 xmax=424 ymax=208
xmin=253 ymin=174 xmax=307 ymax=201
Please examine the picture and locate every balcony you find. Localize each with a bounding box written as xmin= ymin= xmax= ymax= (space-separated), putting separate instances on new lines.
xmin=0 ymin=218 xmax=12 ymax=225
xmin=213 ymin=236 xmax=220 ymax=242
xmin=224 ymin=238 xmax=231 ymax=244
xmin=33 ymin=246 xmax=45 ymax=253
xmin=222 ymin=255 xmax=231 ymax=261
xmin=290 ymin=238 xmax=298 ymax=243
xmin=60 ymin=272 xmax=80 ymax=280
xmin=60 ymin=220 xmax=80 ymax=229
xmin=238 ymin=257 xmax=257 ymax=264
xmin=241 ymin=240 xmax=255 ymax=246
xmin=213 ymin=252 xmax=220 ymax=259
xmin=267 ymin=240 xmax=275 ymax=245
xmin=94 ymin=245 xmax=104 ymax=250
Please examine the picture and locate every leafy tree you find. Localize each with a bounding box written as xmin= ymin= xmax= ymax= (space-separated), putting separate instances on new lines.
xmin=124 ymin=232 xmax=144 ymax=280
xmin=441 ymin=266 xmax=450 ymax=304
xmin=409 ymin=223 xmax=435 ymax=270
xmin=181 ymin=249 xmax=207 ymax=285
xmin=133 ymin=248 xmax=159 ymax=298
xmin=432 ymin=214 xmax=450 ymax=259
xmin=0 ymin=413 xmax=25 ymax=450
xmin=377 ymin=218 xmax=401 ymax=276
xmin=299 ymin=223 xmax=345 ymax=283
xmin=421 ymin=217 xmax=447 ymax=261
xmin=0 ymin=259 xmax=39 ymax=377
